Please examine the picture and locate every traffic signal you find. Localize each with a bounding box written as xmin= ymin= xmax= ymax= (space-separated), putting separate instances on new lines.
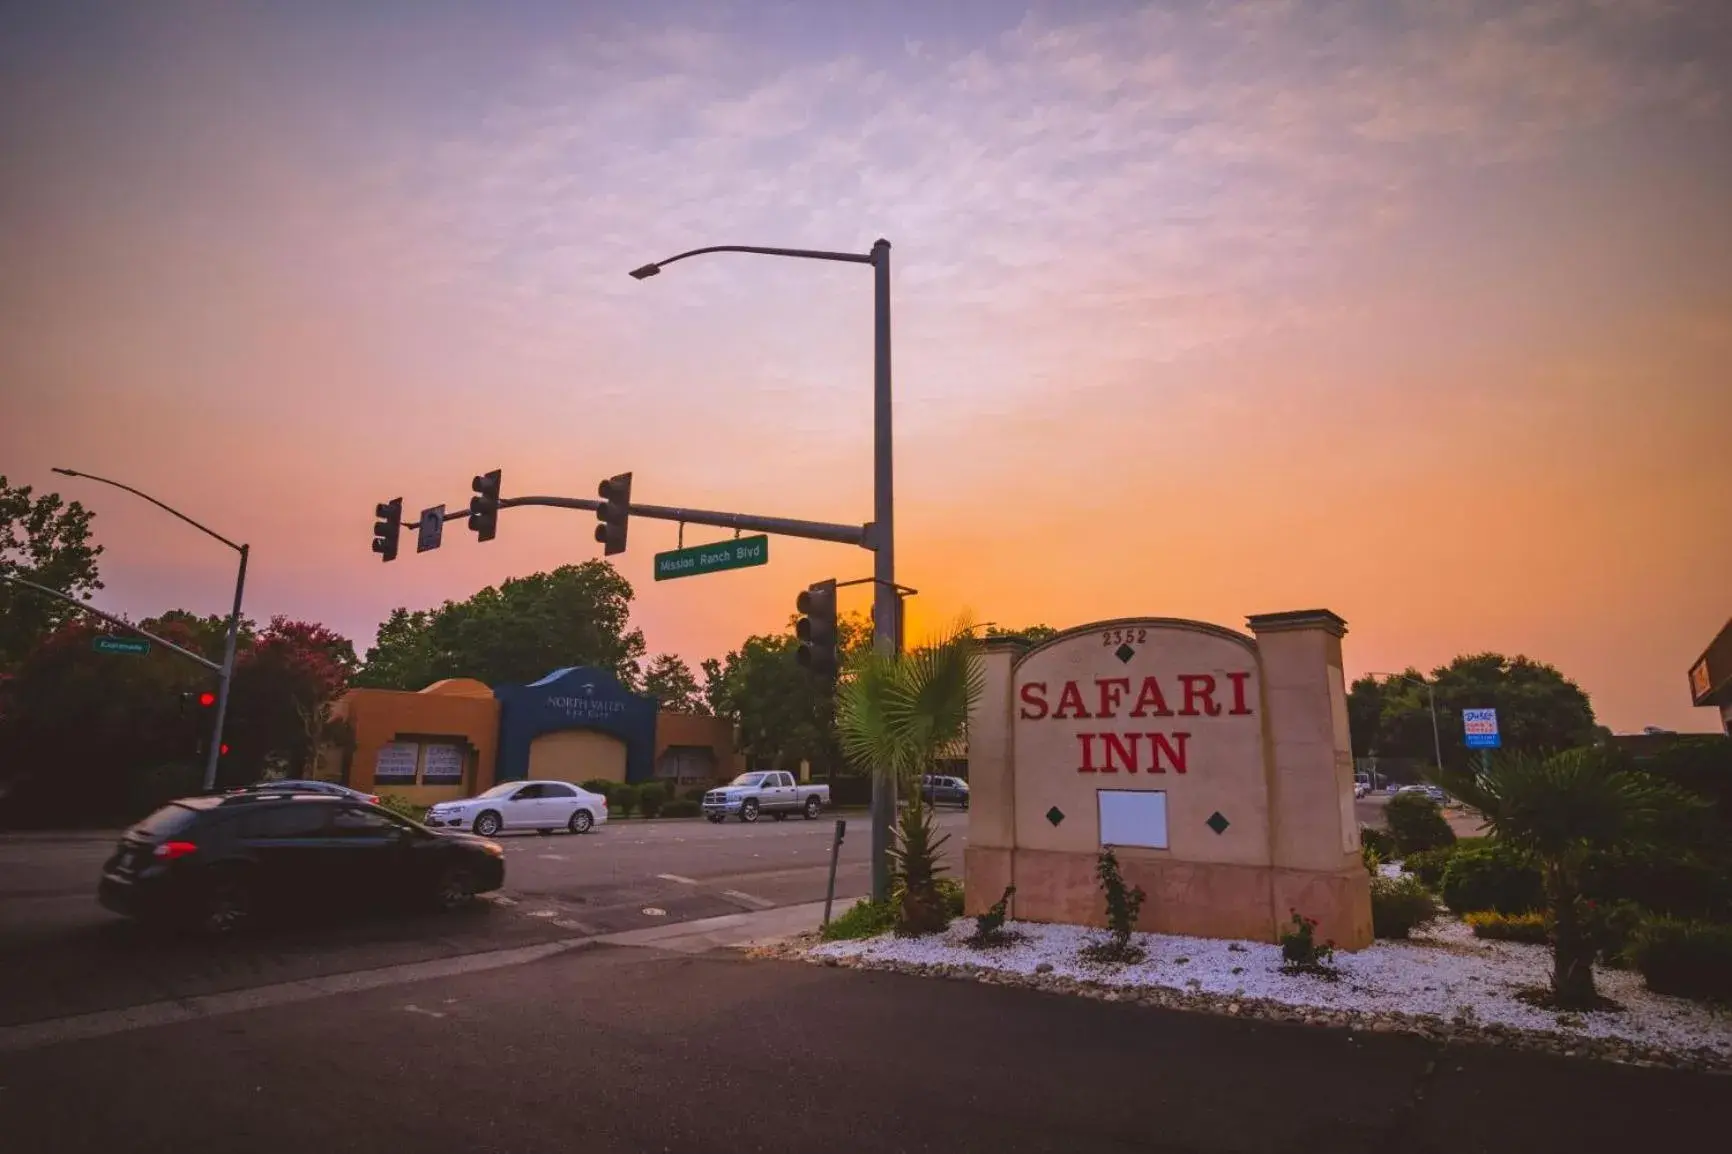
xmin=594 ymin=472 xmax=632 ymax=556
xmin=198 ymin=691 xmax=216 ymax=708
xmin=372 ymin=498 xmax=403 ymax=563
xmin=469 ymin=469 xmax=502 ymax=542
xmin=796 ymin=579 xmax=840 ymax=678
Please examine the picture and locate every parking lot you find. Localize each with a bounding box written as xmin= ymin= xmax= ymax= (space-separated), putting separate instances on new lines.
xmin=0 ymin=809 xmax=963 ymax=1028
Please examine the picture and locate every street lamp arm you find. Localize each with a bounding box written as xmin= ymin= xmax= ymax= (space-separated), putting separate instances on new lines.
xmin=630 ymin=244 xmax=875 ymax=279
xmin=51 ymin=467 xmax=244 ymax=553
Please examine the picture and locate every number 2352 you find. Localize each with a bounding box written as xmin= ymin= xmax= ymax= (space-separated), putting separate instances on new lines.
xmin=1101 ymin=628 xmax=1147 ymax=646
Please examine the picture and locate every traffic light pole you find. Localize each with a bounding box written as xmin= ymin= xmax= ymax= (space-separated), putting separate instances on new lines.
xmin=868 ymin=239 xmax=897 ymax=904
xmin=49 ymin=468 xmax=247 ymax=791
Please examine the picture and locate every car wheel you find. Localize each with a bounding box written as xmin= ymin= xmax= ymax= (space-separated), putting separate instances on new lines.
xmin=568 ymin=809 xmax=594 ymax=835
xmin=474 ymin=811 xmax=502 ymax=837
xmin=740 ymin=800 xmax=759 ymax=823
xmin=804 ymin=796 xmax=821 ymax=819
xmin=195 ymin=870 xmax=254 ymax=937
xmin=435 ymin=863 xmax=478 ymax=910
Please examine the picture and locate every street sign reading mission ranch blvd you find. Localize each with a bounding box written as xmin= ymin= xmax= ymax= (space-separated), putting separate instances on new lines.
xmin=653 ymin=535 xmax=769 ymax=582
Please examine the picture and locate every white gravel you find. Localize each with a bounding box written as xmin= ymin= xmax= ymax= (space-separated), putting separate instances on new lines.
xmin=808 ymin=917 xmax=1732 ymax=1061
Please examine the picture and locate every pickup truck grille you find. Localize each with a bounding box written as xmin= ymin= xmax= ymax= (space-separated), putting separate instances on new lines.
xmin=704 ymin=791 xmax=727 ymax=805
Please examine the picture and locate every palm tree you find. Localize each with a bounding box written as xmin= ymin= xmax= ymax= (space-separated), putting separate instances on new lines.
xmin=1433 ymin=747 xmax=1702 ymax=1008
xmin=835 ymin=618 xmax=984 ymax=936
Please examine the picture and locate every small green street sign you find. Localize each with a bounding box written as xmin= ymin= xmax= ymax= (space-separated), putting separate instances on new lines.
xmin=93 ymin=635 xmax=151 ymax=657
xmin=653 ymin=535 xmax=770 ymax=582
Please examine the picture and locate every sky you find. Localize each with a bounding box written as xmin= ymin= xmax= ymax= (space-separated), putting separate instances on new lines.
xmin=3 ymin=0 xmax=1729 ymax=734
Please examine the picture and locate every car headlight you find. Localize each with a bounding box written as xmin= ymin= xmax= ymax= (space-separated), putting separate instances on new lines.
xmin=480 ymin=841 xmax=504 ymax=858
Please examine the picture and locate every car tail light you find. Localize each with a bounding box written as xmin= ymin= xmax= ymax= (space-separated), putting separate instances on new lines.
xmin=153 ymin=841 xmax=199 ymax=861
xmin=368 ymin=795 xmax=381 ymax=805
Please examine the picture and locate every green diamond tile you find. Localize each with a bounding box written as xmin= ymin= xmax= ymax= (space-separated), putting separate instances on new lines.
xmin=1114 ymin=643 xmax=1136 ymax=664
xmin=1205 ymin=811 xmax=1230 ymax=835
xmin=1046 ymin=806 xmax=1065 ymax=827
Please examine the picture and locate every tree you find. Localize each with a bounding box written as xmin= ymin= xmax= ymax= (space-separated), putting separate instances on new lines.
xmin=227 ymin=617 xmax=358 ymax=783
xmin=984 ymin=624 xmax=1059 ymax=643
xmin=0 ymin=476 xmax=104 ymax=671
xmin=1435 ymin=747 xmax=1704 ymax=1008
xmin=836 ymin=618 xmax=984 ymax=935
xmin=642 ymin=653 xmax=706 ymax=714
xmin=1351 ymin=654 xmax=1598 ymax=770
xmin=703 ymin=611 xmax=871 ymax=775
xmin=357 ymin=562 xmax=646 ymax=690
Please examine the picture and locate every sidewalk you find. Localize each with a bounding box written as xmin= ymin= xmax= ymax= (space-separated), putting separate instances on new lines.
xmin=598 ymin=896 xmax=859 ymax=954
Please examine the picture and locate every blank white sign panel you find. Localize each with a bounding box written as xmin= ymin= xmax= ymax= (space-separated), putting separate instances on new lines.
xmin=1098 ymin=789 xmax=1169 ymax=849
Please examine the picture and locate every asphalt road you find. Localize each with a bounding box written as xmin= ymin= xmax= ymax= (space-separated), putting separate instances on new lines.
xmin=0 ymin=941 xmax=1718 ymax=1154
xmin=0 ymin=809 xmax=965 ymax=1027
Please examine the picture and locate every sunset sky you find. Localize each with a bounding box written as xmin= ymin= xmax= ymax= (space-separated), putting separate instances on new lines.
xmin=3 ymin=0 xmax=1728 ymax=734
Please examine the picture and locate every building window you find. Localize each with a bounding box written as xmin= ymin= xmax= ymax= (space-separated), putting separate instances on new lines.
xmin=422 ymin=743 xmax=466 ymax=785
xmin=374 ymin=738 xmax=470 ymax=787
xmin=375 ymin=742 xmax=419 ymax=784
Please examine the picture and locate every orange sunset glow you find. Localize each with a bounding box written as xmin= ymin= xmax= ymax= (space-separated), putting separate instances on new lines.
xmin=3 ymin=0 xmax=1728 ymax=734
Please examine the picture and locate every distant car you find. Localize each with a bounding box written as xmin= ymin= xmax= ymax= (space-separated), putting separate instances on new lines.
xmin=424 ymin=780 xmax=608 ymax=837
xmin=1395 ymin=784 xmax=1451 ymax=805
xmin=920 ymin=774 xmax=970 ymax=808
xmin=231 ymin=779 xmax=380 ymax=806
xmin=702 ymin=772 xmax=830 ymax=823
xmin=1354 ymin=781 xmax=1369 ymax=799
xmin=98 ymin=792 xmax=504 ymax=935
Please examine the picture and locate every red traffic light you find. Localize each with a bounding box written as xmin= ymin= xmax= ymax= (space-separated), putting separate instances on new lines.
xmin=198 ymin=692 xmax=217 ymax=707
xmin=219 ymin=743 xmax=230 ymax=756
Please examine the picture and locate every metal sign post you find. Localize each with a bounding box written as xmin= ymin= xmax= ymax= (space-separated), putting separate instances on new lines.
xmin=822 ymin=818 xmax=847 ymax=927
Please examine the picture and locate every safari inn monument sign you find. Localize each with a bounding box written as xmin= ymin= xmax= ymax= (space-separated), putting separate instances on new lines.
xmin=964 ymin=610 xmax=1374 ymax=950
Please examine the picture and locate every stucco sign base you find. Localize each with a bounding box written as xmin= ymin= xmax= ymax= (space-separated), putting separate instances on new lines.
xmin=962 ymin=612 xmax=1373 ymax=951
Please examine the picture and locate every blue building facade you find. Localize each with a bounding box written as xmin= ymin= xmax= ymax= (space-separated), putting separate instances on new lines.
xmin=493 ymin=666 xmax=660 ymax=784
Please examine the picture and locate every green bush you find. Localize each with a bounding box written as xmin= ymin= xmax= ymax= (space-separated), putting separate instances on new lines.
xmin=1371 ymin=874 xmax=1440 ymax=939
xmin=661 ymin=799 xmax=701 ymax=818
xmin=376 ymin=793 xmax=427 ymax=823
xmin=1440 ymin=844 xmax=1545 ymax=915
xmin=1402 ymin=846 xmax=1458 ymax=888
xmin=580 ymin=779 xmax=617 ymax=802
xmin=682 ymin=786 xmax=712 ymax=803
xmin=1386 ymin=792 xmax=1456 ymax=856
xmin=1359 ymin=825 xmax=1396 ymax=861
xmin=936 ymin=877 xmax=965 ymax=920
xmin=637 ymin=782 xmax=667 ymax=818
xmin=821 ymin=898 xmax=894 ymax=942
xmin=1584 ymin=898 xmax=1645 ymax=967
xmin=611 ymin=783 xmax=640 ymax=818
xmin=1466 ymin=911 xmax=1550 ymax=943
xmin=1629 ymin=917 xmax=1732 ymax=1000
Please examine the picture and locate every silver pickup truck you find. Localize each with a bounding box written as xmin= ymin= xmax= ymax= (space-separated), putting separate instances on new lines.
xmin=702 ymin=771 xmax=830 ymax=824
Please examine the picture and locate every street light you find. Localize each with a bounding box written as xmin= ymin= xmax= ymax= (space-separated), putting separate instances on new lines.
xmin=52 ymin=467 xmax=249 ymax=792
xmin=1367 ymin=671 xmax=1444 ymax=780
xmin=630 ymin=239 xmax=898 ymax=901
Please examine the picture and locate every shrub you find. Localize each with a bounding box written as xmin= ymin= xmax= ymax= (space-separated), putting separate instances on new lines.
xmin=1079 ymin=847 xmax=1146 ymax=964
xmin=1361 ymin=840 xmax=1383 ymax=875
xmin=637 ymin=782 xmax=667 ymax=818
xmin=611 ymin=783 xmax=640 ymax=818
xmin=968 ymin=885 xmax=1019 ymax=947
xmin=376 ymin=793 xmax=427 ymax=823
xmin=580 ymin=779 xmax=617 ymax=802
xmin=1371 ymin=874 xmax=1439 ymax=939
xmin=1359 ymin=825 xmax=1396 ymax=861
xmin=935 ymin=877 xmax=965 ymax=920
xmin=660 ymin=799 xmax=701 ymax=818
xmin=1386 ymin=792 xmax=1456 ymax=855
xmin=1402 ymin=846 xmax=1458 ymax=888
xmin=821 ymin=898 xmax=894 ymax=942
xmin=1440 ymin=844 xmax=1545 ymax=915
xmin=1583 ymin=898 xmax=1645 ymax=967
xmin=1466 ymin=911 xmax=1550 ymax=943
xmin=682 ymin=786 xmax=712 ymax=803
xmin=1629 ymin=917 xmax=1732 ymax=1001
xmin=1279 ymin=910 xmax=1337 ymax=976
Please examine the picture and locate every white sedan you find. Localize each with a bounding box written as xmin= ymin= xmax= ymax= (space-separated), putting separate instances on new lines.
xmin=425 ymin=780 xmax=608 ymax=837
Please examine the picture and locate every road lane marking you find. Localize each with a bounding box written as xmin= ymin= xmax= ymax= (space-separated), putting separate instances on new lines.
xmin=402 ymin=1004 xmax=446 ymax=1019
xmin=722 ymin=890 xmax=776 ymax=910
xmin=657 ymin=873 xmax=698 ymax=885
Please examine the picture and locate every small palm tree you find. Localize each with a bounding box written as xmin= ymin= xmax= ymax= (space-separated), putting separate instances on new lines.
xmin=836 ymin=619 xmax=983 ymax=936
xmin=1433 ymin=747 xmax=1701 ymax=1008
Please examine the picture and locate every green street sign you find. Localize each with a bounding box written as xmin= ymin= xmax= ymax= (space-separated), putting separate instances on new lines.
xmin=654 ymin=535 xmax=770 ymax=581
xmin=93 ymin=635 xmax=151 ymax=656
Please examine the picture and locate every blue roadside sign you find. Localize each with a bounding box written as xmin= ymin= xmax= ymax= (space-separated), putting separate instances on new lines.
xmin=1462 ymin=707 xmax=1501 ymax=749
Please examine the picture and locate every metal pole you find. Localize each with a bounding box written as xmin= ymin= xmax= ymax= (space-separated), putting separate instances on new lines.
xmin=202 ymin=544 xmax=249 ymax=791
xmin=1427 ymin=684 xmax=1443 ymax=776
xmin=822 ymin=818 xmax=847 ymax=927
xmin=869 ymin=238 xmax=896 ymax=904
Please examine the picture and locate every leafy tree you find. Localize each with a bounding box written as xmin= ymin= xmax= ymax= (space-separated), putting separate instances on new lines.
xmin=357 ymin=562 xmax=646 ymax=690
xmin=642 ymin=653 xmax=706 ymax=714
xmin=0 ymin=476 xmax=104 ymax=671
xmin=1351 ymin=654 xmax=1597 ymax=770
xmin=984 ymin=624 xmax=1059 ymax=643
xmin=836 ymin=619 xmax=983 ymax=935
xmin=702 ymin=611 xmax=871 ymax=775
xmin=1435 ymin=747 xmax=1705 ymax=1008
xmin=227 ymin=617 xmax=358 ymax=783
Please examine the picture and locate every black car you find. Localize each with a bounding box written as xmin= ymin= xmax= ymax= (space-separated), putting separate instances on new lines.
xmin=229 ymin=779 xmax=381 ymax=806
xmin=98 ymin=792 xmax=505 ymax=934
